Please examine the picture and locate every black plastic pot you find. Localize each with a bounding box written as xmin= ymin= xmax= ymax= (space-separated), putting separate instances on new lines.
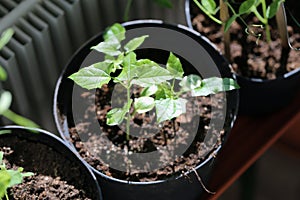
xmin=0 ymin=126 xmax=102 ymax=200
xmin=54 ymin=20 xmax=239 ymax=200
xmin=185 ymin=0 xmax=300 ymax=115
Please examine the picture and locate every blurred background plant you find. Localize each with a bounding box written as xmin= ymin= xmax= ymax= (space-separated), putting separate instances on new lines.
xmin=124 ymin=0 xmax=173 ymax=21
xmin=0 ymin=29 xmax=38 ymax=128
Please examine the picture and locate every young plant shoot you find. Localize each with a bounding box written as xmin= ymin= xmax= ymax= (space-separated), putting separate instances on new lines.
xmin=0 ymin=151 xmax=34 ymax=200
xmin=193 ymin=0 xmax=284 ymax=42
xmin=69 ymin=23 xmax=239 ymax=140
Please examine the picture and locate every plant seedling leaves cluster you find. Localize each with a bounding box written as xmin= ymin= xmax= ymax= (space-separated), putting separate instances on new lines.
xmin=69 ymin=23 xmax=239 ymax=139
xmin=0 ymin=151 xmax=34 ymax=199
xmin=193 ymin=0 xmax=285 ymax=42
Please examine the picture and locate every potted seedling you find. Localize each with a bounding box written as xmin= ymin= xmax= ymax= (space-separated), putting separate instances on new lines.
xmin=186 ymin=0 xmax=300 ymax=114
xmin=54 ymin=21 xmax=239 ymax=200
xmin=0 ymin=126 xmax=102 ymax=199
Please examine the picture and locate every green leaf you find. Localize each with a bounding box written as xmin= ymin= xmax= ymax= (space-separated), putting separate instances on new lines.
xmin=2 ymin=109 xmax=39 ymax=128
xmin=69 ymin=66 xmax=111 ymax=90
xmin=0 ymin=28 xmax=14 ymax=50
xmin=0 ymin=170 xmax=10 ymax=198
xmin=166 ymin=52 xmax=184 ymax=79
xmin=179 ymin=74 xmax=202 ymax=91
xmin=91 ymin=38 xmax=121 ymax=57
xmin=222 ymin=77 xmax=240 ymax=90
xmin=113 ymin=53 xmax=125 ymax=70
xmin=0 ymin=65 xmax=7 ymax=81
xmin=131 ymin=59 xmax=173 ymax=87
xmin=191 ymin=77 xmax=239 ymax=96
xmin=107 ymin=108 xmax=126 ymax=126
xmin=140 ymin=85 xmax=158 ymax=97
xmin=201 ymin=0 xmax=217 ymax=14
xmin=155 ymin=98 xmax=188 ymax=123
xmin=21 ymin=172 xmax=34 ymax=177
xmin=224 ymin=15 xmax=237 ymax=32
xmin=106 ymin=99 xmax=132 ymax=126
xmin=93 ymin=61 xmax=114 ymax=74
xmin=134 ymin=96 xmax=155 ymax=113
xmin=7 ymin=169 xmax=23 ymax=187
xmin=115 ymin=52 xmax=138 ymax=83
xmin=153 ymin=0 xmax=173 ymax=8
xmin=103 ymin=23 xmax=126 ymax=42
xmin=0 ymin=91 xmax=12 ymax=114
xmin=239 ymin=0 xmax=256 ymax=15
xmin=155 ymin=82 xmax=173 ymax=100
xmin=266 ymin=0 xmax=283 ymax=19
xmin=0 ymin=130 xmax=11 ymax=135
xmin=124 ymin=35 xmax=149 ymax=53
xmin=0 ymin=151 xmax=3 ymax=164
xmin=123 ymin=52 xmax=137 ymax=68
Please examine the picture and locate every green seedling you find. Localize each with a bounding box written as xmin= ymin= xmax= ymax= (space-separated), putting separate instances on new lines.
xmin=192 ymin=0 xmax=297 ymax=75
xmin=193 ymin=0 xmax=284 ymax=42
xmin=0 ymin=151 xmax=34 ymax=200
xmin=69 ymin=23 xmax=239 ymax=140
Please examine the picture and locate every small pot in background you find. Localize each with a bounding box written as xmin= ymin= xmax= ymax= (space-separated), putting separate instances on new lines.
xmin=185 ymin=0 xmax=300 ymax=115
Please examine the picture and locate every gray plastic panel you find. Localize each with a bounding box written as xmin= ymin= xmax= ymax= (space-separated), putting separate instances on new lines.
xmin=0 ymin=5 xmax=9 ymax=18
xmin=1 ymin=0 xmax=18 ymax=11
xmin=50 ymin=0 xmax=87 ymax=50
xmin=80 ymin=0 xmax=103 ymax=37
xmin=0 ymin=0 xmax=39 ymax=33
xmin=18 ymin=16 xmax=58 ymax=90
xmin=0 ymin=46 xmax=29 ymax=115
xmin=33 ymin=3 xmax=72 ymax=67
xmin=98 ymin=0 xmax=120 ymax=26
xmin=7 ymin=27 xmax=47 ymax=121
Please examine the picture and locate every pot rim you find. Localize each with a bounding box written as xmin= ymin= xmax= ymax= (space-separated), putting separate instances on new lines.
xmin=53 ymin=19 xmax=239 ymax=185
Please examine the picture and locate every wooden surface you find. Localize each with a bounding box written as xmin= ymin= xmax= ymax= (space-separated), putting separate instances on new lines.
xmin=201 ymin=92 xmax=300 ymax=200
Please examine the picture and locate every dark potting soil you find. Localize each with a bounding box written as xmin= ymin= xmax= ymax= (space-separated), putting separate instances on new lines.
xmin=0 ymin=144 xmax=92 ymax=199
xmin=65 ymin=83 xmax=226 ymax=182
xmin=190 ymin=6 xmax=300 ymax=79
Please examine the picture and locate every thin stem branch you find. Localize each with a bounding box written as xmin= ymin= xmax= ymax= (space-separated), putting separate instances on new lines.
xmin=220 ymin=0 xmax=231 ymax=61
xmin=126 ymin=85 xmax=131 ymax=140
xmin=260 ymin=0 xmax=271 ymax=42
xmin=123 ymin=0 xmax=133 ymax=21
xmin=193 ymin=0 xmax=222 ymax=24
xmin=192 ymin=168 xmax=216 ymax=194
xmin=2 ymin=109 xmax=38 ymax=128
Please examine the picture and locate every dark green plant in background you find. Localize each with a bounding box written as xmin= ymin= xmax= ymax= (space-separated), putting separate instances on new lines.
xmin=193 ymin=0 xmax=284 ymax=42
xmin=124 ymin=0 xmax=173 ymax=21
xmin=0 ymin=29 xmax=38 ymax=128
xmin=69 ymin=23 xmax=239 ymax=140
xmin=192 ymin=0 xmax=298 ymax=75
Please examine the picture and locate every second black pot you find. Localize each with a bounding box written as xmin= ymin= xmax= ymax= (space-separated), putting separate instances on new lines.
xmin=185 ymin=0 xmax=300 ymax=115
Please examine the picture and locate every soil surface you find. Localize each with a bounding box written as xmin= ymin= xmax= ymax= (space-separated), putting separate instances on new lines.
xmin=190 ymin=3 xmax=300 ymax=79
xmin=64 ymin=83 xmax=227 ymax=182
xmin=0 ymin=142 xmax=93 ymax=199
